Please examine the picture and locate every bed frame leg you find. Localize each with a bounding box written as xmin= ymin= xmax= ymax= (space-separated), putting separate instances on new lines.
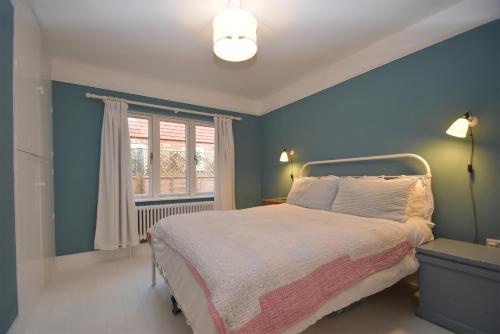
xmin=171 ymin=296 xmax=181 ymax=314
xmin=151 ymin=247 xmax=156 ymax=287
xmin=151 ymin=261 xmax=156 ymax=286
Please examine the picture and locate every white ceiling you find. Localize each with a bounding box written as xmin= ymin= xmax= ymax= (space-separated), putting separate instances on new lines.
xmin=30 ymin=0 xmax=500 ymax=115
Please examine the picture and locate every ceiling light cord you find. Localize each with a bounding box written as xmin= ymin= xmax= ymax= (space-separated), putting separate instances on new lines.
xmin=229 ymin=0 xmax=241 ymax=8
xmin=468 ymin=126 xmax=479 ymax=244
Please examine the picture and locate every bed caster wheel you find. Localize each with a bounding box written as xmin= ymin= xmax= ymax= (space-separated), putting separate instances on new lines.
xmin=171 ymin=296 xmax=182 ymax=314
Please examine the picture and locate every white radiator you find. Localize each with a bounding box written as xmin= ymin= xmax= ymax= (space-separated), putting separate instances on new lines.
xmin=137 ymin=201 xmax=214 ymax=240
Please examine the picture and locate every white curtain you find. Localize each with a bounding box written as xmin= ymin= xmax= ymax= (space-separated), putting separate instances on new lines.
xmin=94 ymin=99 xmax=138 ymax=250
xmin=214 ymin=116 xmax=236 ymax=210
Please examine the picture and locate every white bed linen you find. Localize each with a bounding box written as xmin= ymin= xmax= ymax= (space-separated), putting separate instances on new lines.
xmin=153 ymin=204 xmax=432 ymax=334
xmin=154 ymin=243 xmax=420 ymax=334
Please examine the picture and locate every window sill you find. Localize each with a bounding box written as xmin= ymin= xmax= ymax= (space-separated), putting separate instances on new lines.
xmin=135 ymin=194 xmax=214 ymax=203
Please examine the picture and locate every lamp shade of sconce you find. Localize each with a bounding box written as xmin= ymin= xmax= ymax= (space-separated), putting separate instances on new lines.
xmin=446 ymin=112 xmax=479 ymax=138
xmin=446 ymin=117 xmax=470 ymax=138
xmin=213 ymin=2 xmax=257 ymax=62
xmin=280 ymin=149 xmax=289 ymax=162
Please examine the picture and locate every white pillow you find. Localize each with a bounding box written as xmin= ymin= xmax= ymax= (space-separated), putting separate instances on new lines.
xmin=407 ymin=177 xmax=434 ymax=221
xmin=399 ymin=177 xmax=433 ymax=222
xmin=287 ymin=176 xmax=339 ymax=211
xmin=331 ymin=177 xmax=417 ymax=223
xmin=351 ymin=176 xmax=435 ymax=222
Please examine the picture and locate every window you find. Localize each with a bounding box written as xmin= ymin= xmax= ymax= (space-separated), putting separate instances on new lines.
xmin=159 ymin=120 xmax=187 ymax=194
xmin=128 ymin=117 xmax=151 ymax=196
xmin=128 ymin=113 xmax=215 ymax=199
xmin=195 ymin=125 xmax=215 ymax=193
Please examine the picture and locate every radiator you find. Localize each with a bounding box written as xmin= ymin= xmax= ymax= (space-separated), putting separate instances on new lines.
xmin=137 ymin=201 xmax=214 ymax=240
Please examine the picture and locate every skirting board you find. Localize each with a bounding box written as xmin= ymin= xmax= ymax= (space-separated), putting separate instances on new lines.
xmin=55 ymin=243 xmax=150 ymax=273
xmin=416 ymin=308 xmax=483 ymax=334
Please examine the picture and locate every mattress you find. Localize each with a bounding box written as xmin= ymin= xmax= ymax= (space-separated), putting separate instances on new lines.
xmin=152 ymin=204 xmax=433 ymax=334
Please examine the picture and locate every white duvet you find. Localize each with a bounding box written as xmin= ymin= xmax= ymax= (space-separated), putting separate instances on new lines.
xmin=152 ymin=204 xmax=432 ymax=334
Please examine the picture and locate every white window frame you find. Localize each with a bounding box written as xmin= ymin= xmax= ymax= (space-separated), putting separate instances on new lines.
xmin=128 ymin=111 xmax=215 ymax=201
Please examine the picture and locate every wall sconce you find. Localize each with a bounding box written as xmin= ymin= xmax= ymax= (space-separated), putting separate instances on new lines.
xmin=446 ymin=111 xmax=479 ymax=243
xmin=446 ymin=112 xmax=478 ymax=173
xmin=280 ymin=149 xmax=294 ymax=180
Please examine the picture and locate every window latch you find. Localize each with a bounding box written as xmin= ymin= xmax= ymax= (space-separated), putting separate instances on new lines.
xmin=150 ymin=153 xmax=154 ymax=161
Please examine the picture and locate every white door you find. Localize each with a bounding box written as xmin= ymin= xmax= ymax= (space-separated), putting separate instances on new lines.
xmin=14 ymin=151 xmax=54 ymax=315
xmin=40 ymin=159 xmax=55 ymax=283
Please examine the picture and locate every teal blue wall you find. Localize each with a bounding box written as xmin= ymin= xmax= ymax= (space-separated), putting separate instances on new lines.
xmin=260 ymin=20 xmax=500 ymax=243
xmin=0 ymin=0 xmax=18 ymax=332
xmin=54 ymin=20 xmax=500 ymax=256
xmin=53 ymin=82 xmax=261 ymax=256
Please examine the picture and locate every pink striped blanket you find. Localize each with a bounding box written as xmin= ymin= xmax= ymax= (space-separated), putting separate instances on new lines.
xmin=152 ymin=204 xmax=414 ymax=334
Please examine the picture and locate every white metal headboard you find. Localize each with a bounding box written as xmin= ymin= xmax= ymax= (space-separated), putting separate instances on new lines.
xmin=299 ymin=153 xmax=431 ymax=178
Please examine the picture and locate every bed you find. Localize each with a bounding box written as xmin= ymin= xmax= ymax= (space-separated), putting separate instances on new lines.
xmin=150 ymin=153 xmax=435 ymax=334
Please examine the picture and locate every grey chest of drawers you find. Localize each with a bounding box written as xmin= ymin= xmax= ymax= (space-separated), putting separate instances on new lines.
xmin=416 ymin=238 xmax=500 ymax=334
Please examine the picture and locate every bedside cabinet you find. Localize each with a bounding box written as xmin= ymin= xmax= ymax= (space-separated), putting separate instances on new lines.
xmin=262 ymin=197 xmax=287 ymax=205
xmin=416 ymin=238 xmax=500 ymax=334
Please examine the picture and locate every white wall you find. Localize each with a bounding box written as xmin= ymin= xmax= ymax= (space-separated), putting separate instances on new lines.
xmin=12 ymin=0 xmax=54 ymax=319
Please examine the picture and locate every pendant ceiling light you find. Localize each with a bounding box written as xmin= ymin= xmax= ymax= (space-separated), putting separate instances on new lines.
xmin=213 ymin=0 xmax=257 ymax=62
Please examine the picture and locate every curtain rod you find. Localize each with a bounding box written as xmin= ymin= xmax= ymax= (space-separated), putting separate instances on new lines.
xmin=85 ymin=93 xmax=242 ymax=121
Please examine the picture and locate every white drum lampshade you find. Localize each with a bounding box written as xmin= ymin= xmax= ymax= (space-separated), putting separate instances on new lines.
xmin=213 ymin=7 xmax=257 ymax=62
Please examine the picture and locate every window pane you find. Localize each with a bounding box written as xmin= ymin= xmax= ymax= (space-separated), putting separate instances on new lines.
xmin=160 ymin=121 xmax=187 ymax=194
xmin=195 ymin=125 xmax=215 ymax=193
xmin=128 ymin=117 xmax=150 ymax=195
